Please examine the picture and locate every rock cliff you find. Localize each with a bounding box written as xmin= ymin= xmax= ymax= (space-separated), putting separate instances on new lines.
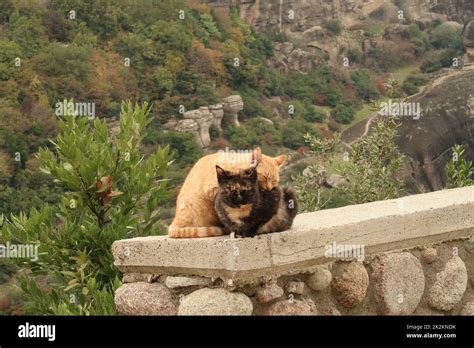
xmin=396 ymin=64 xmax=474 ymax=192
xmin=209 ymin=0 xmax=474 ymax=73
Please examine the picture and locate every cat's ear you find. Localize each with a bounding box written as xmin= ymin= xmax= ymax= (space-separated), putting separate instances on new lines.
xmin=274 ymin=154 xmax=286 ymax=166
xmin=250 ymin=147 xmax=262 ymax=167
xmin=243 ymin=166 xmax=257 ymax=179
xmin=216 ymin=165 xmax=229 ymax=182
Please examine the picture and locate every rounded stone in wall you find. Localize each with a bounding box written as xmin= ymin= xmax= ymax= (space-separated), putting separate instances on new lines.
xmin=178 ymin=288 xmax=253 ymax=315
xmin=460 ymin=302 xmax=474 ymax=316
xmin=115 ymin=282 xmax=177 ymax=315
xmin=371 ymin=252 xmax=425 ymax=315
xmin=285 ymin=280 xmax=305 ymax=295
xmin=421 ymin=247 xmax=437 ymax=264
xmin=261 ymin=299 xmax=317 ymax=316
xmin=427 ymin=256 xmax=468 ymax=311
xmin=255 ymin=283 xmax=284 ymax=303
xmin=306 ymin=266 xmax=332 ymax=291
xmin=331 ymin=261 xmax=369 ymax=308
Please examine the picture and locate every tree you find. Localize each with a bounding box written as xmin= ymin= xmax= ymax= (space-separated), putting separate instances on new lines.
xmin=292 ymin=133 xmax=342 ymax=212
xmin=351 ymin=70 xmax=378 ymax=101
xmin=8 ymin=15 xmax=47 ymax=58
xmin=0 ymin=40 xmax=21 ymax=81
xmin=282 ymin=117 xmax=320 ymax=149
xmin=342 ymin=116 xmax=405 ymax=204
xmin=145 ymin=129 xmax=202 ymax=167
xmin=323 ymin=19 xmax=343 ymax=36
xmin=199 ymin=13 xmax=222 ymax=43
xmin=430 ymin=23 xmax=464 ymax=50
xmin=0 ymin=150 xmax=14 ymax=184
xmin=333 ymin=102 xmax=355 ymax=124
xmin=1 ymin=102 xmax=173 ymax=314
xmin=33 ymin=44 xmax=92 ymax=81
xmin=42 ymin=9 xmax=71 ymax=42
xmin=115 ymin=33 xmax=157 ymax=75
xmin=445 ymin=144 xmax=474 ymax=188
xmin=0 ymin=0 xmax=15 ymax=24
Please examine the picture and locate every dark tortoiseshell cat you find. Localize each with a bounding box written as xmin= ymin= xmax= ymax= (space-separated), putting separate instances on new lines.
xmin=214 ymin=165 xmax=297 ymax=238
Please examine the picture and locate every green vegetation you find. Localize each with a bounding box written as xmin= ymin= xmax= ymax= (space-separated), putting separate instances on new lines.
xmin=323 ymin=19 xmax=343 ymax=36
xmin=350 ymin=70 xmax=379 ymax=101
xmin=333 ymin=102 xmax=356 ymax=124
xmin=292 ymin=134 xmax=342 ymax=212
xmin=1 ymin=102 xmax=172 ymax=314
xmin=445 ymin=144 xmax=474 ymax=188
xmin=419 ymin=23 xmax=464 ymax=73
xmin=429 ymin=23 xmax=464 ymax=50
xmin=402 ymin=73 xmax=429 ymax=95
xmin=342 ymin=116 xmax=405 ymax=204
xmin=225 ymin=118 xmax=283 ymax=154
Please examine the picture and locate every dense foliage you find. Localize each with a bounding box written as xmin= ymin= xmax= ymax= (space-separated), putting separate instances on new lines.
xmin=1 ymin=102 xmax=172 ymax=314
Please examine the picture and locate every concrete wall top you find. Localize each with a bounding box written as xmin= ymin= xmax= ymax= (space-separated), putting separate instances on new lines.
xmin=112 ymin=186 xmax=474 ymax=284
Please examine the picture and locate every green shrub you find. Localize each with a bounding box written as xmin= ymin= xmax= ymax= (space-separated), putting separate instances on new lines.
xmin=224 ymin=118 xmax=282 ymax=150
xmin=33 ymin=43 xmax=92 ymax=81
xmin=284 ymin=100 xmax=325 ymax=123
xmin=260 ymin=67 xmax=284 ymax=96
xmin=282 ymin=117 xmax=319 ymax=149
xmin=285 ymin=68 xmax=349 ymax=108
xmin=350 ymin=70 xmax=378 ymax=101
xmin=405 ymin=74 xmax=429 ymax=86
xmin=342 ymin=116 xmax=405 ymax=204
xmin=333 ymin=102 xmax=355 ymax=124
xmin=0 ymin=40 xmax=21 ymax=81
xmin=347 ymin=48 xmax=363 ymax=64
xmin=437 ymin=49 xmax=460 ymax=67
xmin=408 ymin=24 xmax=430 ymax=57
xmin=401 ymin=80 xmax=419 ymax=95
xmin=445 ymin=144 xmax=474 ymax=188
xmin=1 ymin=102 xmax=173 ymax=315
xmin=238 ymin=86 xmax=269 ymax=119
xmin=145 ymin=128 xmax=202 ymax=167
xmin=421 ymin=49 xmax=459 ymax=73
xmin=420 ymin=57 xmax=443 ymax=73
xmin=8 ymin=15 xmax=47 ymax=58
xmin=367 ymin=45 xmax=404 ymax=72
xmin=199 ymin=13 xmax=222 ymax=43
xmin=430 ymin=24 xmax=464 ymax=50
xmin=323 ymin=19 xmax=343 ymax=36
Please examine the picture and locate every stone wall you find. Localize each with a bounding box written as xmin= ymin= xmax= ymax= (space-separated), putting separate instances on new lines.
xmin=112 ymin=186 xmax=474 ymax=315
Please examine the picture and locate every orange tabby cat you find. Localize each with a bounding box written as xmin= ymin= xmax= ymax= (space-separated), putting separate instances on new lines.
xmin=168 ymin=147 xmax=285 ymax=238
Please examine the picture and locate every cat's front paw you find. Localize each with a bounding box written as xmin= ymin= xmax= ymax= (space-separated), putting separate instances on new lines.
xmin=236 ymin=230 xmax=257 ymax=238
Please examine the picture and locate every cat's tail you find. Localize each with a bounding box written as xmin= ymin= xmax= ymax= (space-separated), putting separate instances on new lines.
xmin=168 ymin=226 xmax=227 ymax=238
xmin=283 ymin=185 xmax=298 ymax=219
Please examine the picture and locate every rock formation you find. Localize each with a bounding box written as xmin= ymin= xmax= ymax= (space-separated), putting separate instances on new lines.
xmin=208 ymin=1 xmax=474 ymax=73
xmin=396 ymin=66 xmax=474 ymax=192
xmin=164 ymin=95 xmax=243 ymax=148
xmin=464 ymin=19 xmax=474 ymax=63
xmin=222 ymin=94 xmax=244 ymax=126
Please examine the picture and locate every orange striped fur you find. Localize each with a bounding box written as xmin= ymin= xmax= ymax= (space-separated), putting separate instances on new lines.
xmin=168 ymin=147 xmax=285 ymax=238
